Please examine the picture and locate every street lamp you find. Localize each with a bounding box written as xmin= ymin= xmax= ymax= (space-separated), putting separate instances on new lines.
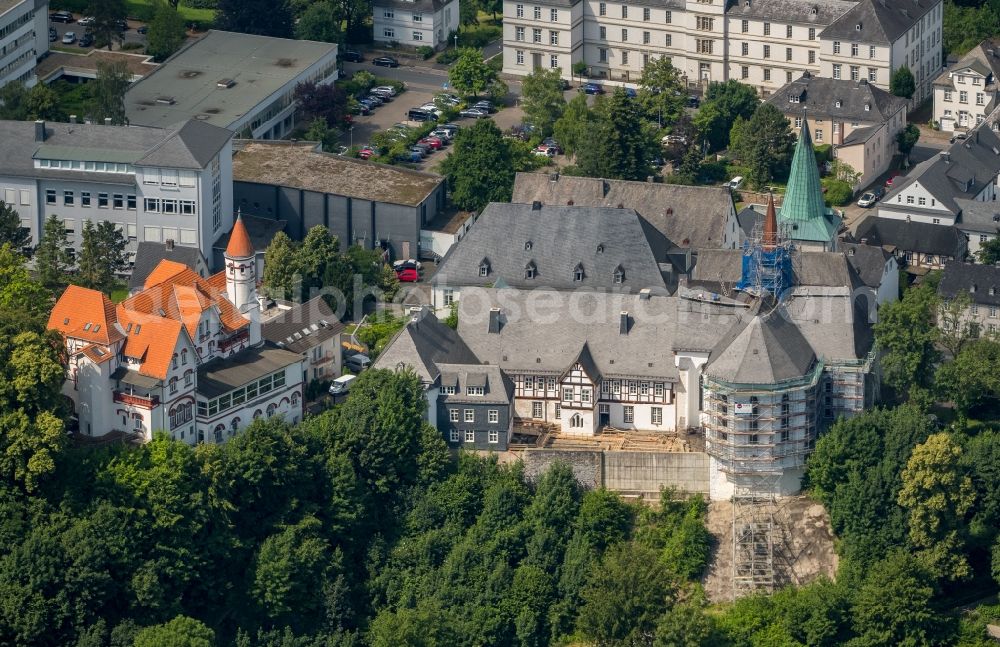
xmin=349 ymin=125 xmax=354 ymax=148
xmin=454 ymin=34 xmax=458 ymax=49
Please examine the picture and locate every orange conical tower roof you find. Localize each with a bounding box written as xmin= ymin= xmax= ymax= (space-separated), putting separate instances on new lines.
xmin=225 ymin=214 xmax=254 ymax=259
xmin=762 ymin=194 xmax=778 ymax=250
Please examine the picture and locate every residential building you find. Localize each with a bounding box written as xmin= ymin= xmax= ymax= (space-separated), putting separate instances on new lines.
xmin=124 ymin=31 xmax=339 ymax=140
xmin=501 ymin=0 xmax=942 ymax=99
xmin=938 ymin=260 xmax=1000 ymax=337
xmin=849 ymin=216 xmax=967 ymax=270
xmin=128 ymin=240 xmax=209 ymax=294
xmin=776 ymin=119 xmax=842 ymax=251
xmin=430 ymin=201 xmax=677 ymax=311
xmin=818 ymin=0 xmax=943 ymax=103
xmin=0 ymin=118 xmax=234 ymax=266
xmin=373 ymin=0 xmax=459 ymax=49
xmin=933 ymin=38 xmax=1000 ymax=132
xmin=261 ymin=296 xmax=345 ymax=384
xmin=511 ymin=172 xmax=740 ymax=251
xmin=840 ymin=241 xmax=899 ymax=309
xmin=232 ymin=141 xmax=446 ymax=263
xmin=875 ymin=124 xmax=1000 ymax=261
xmin=767 ymin=73 xmax=908 ymax=190
xmin=0 ymin=0 xmax=48 ymax=87
xmin=47 ymin=217 xmax=306 ymax=442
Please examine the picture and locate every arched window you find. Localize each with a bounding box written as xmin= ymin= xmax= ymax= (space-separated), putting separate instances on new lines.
xmin=291 ymin=392 xmax=300 ymax=405
xmin=169 ymin=407 xmax=177 ymax=429
xmin=570 ymin=413 xmax=583 ymax=428
xmin=213 ymin=424 xmax=224 ymax=443
xmin=181 ymin=349 xmax=188 ymax=365
xmin=266 ymin=403 xmax=277 ymax=418
xmin=612 ymin=265 xmax=625 ymax=284
xmin=524 ymin=261 xmax=537 ymax=280
xmin=184 ymin=369 xmax=193 ymax=387
xmin=253 ymin=409 xmax=263 ymax=419
xmin=230 ymin=418 xmax=239 ymax=435
xmin=169 ymin=376 xmax=178 ymax=394
xmin=573 ymin=263 xmax=584 ymax=281
xmin=172 ymin=353 xmax=178 ymax=369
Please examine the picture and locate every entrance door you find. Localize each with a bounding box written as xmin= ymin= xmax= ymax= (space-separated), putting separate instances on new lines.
xmin=700 ymin=62 xmax=711 ymax=81
xmin=598 ymin=404 xmax=610 ymax=428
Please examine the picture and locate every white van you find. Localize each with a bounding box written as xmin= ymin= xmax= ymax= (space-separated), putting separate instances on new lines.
xmin=345 ymin=353 xmax=371 ymax=372
xmin=329 ymin=374 xmax=357 ymax=395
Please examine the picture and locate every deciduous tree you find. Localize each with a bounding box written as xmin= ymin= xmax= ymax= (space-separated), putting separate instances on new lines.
xmin=729 ymin=104 xmax=795 ymax=189
xmin=873 ymin=281 xmax=939 ymax=401
xmin=852 ymin=550 xmax=946 ymax=646
xmin=976 ymin=236 xmax=1000 ymax=265
xmin=439 ymin=118 xmax=516 ymax=211
xmin=133 ymin=615 xmax=214 ymax=647
xmin=694 ymin=80 xmax=759 ymax=151
xmin=87 ymin=0 xmax=127 ymax=50
xmin=261 ymin=231 xmax=299 ymax=300
xmin=636 ymin=56 xmax=685 ymax=127
xmin=294 ymin=0 xmax=343 ymax=43
xmin=145 ymin=0 xmax=186 ymax=62
xmin=890 ymin=65 xmax=916 ymax=99
xmin=91 ymin=59 xmax=131 ymax=125
xmin=216 ymin=0 xmax=293 ymax=37
xmin=448 ymin=48 xmax=496 ymax=97
xmin=520 ymin=67 xmax=567 ymax=138
xmin=0 ymin=203 xmax=30 ymax=251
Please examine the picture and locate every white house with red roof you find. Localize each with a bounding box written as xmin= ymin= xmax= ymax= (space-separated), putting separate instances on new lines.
xmin=48 ymin=217 xmax=305 ymax=443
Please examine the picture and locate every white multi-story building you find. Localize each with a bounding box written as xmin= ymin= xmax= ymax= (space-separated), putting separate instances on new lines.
xmin=933 ymin=38 xmax=1000 ymax=133
xmin=0 ymin=118 xmax=234 ymax=268
xmin=502 ymin=0 xmax=942 ymax=101
xmin=48 ymin=217 xmax=306 ymax=442
xmin=0 ymin=0 xmax=49 ymax=87
xmin=125 ymin=30 xmax=339 ymax=140
xmin=373 ymin=0 xmax=459 ymax=49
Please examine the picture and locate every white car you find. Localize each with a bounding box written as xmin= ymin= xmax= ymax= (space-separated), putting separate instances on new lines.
xmin=372 ymin=85 xmax=396 ymax=96
xmin=418 ymin=104 xmax=444 ymax=117
xmin=857 ymin=191 xmax=878 ymax=208
xmin=727 ymin=176 xmax=744 ymax=190
xmin=61 ymin=31 xmax=77 ymax=44
xmin=77 ymin=16 xmax=94 ymax=25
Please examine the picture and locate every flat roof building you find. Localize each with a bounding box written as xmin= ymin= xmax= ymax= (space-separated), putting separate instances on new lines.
xmin=124 ymin=30 xmax=338 ymax=140
xmin=232 ymin=141 xmax=446 ymax=261
xmin=0 ymin=0 xmax=48 ymax=87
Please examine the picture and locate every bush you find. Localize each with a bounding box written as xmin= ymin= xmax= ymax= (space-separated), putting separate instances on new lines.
xmin=698 ymin=160 xmax=728 ymax=183
xmin=813 ymin=144 xmax=833 ymax=164
xmin=822 ymin=178 xmax=853 ymax=206
xmin=181 ymin=0 xmax=217 ymax=8
xmin=437 ymin=49 xmax=460 ymax=65
xmin=120 ymin=42 xmax=144 ymax=51
xmin=417 ymin=45 xmax=435 ymax=60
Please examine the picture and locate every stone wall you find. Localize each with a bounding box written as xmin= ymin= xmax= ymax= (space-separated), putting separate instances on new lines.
xmin=521 ymin=449 xmax=710 ymax=497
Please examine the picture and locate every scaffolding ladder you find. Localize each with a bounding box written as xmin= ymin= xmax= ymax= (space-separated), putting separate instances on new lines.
xmin=731 ymin=477 xmax=781 ymax=599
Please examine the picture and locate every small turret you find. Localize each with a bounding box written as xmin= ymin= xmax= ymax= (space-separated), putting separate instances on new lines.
xmin=224 ymin=214 xmax=261 ymax=345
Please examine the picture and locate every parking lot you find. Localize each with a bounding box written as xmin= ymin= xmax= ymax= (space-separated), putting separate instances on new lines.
xmin=47 ymin=13 xmax=148 ymax=51
xmin=338 ymin=61 xmax=528 ymax=169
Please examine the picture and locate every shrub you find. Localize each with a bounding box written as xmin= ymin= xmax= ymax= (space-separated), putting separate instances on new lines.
xmin=698 ymin=160 xmax=728 ymax=183
xmin=417 ymin=45 xmax=435 ymax=60
xmin=437 ymin=49 xmax=460 ymax=65
xmin=813 ymin=144 xmax=833 ymax=164
xmin=181 ymin=0 xmax=217 ymax=8
xmin=120 ymin=42 xmax=144 ymax=51
xmin=822 ymin=178 xmax=853 ymax=206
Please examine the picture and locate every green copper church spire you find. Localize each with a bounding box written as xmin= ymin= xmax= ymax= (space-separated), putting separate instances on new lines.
xmin=779 ymin=116 xmax=840 ymax=249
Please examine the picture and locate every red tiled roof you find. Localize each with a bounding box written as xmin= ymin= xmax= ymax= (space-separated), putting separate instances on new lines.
xmin=79 ymin=343 xmax=116 ymax=365
xmin=225 ymin=216 xmax=255 ymax=258
xmin=115 ymin=308 xmax=184 ymax=380
xmin=47 ymin=285 xmax=123 ymax=345
xmin=143 ymin=259 xmax=191 ymax=291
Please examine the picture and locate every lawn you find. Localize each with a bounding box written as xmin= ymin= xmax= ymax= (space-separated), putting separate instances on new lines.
xmin=110 ymin=285 xmax=129 ymax=303
xmin=52 ymin=0 xmax=214 ymax=24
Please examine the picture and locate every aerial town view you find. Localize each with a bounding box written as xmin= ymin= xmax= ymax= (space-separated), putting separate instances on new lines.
xmin=2 ymin=0 xmax=1000 ymax=643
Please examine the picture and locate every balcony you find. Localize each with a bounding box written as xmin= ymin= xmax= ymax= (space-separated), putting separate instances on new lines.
xmin=113 ymin=391 xmax=159 ymax=409
xmin=219 ymin=330 xmax=250 ymax=354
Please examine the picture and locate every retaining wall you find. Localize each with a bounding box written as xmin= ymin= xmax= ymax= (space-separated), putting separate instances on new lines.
xmin=521 ymin=449 xmax=710 ymax=497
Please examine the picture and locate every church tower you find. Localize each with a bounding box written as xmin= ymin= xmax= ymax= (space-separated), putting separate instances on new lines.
xmin=779 ymin=117 xmax=842 ymax=252
xmin=224 ymin=215 xmax=261 ymax=344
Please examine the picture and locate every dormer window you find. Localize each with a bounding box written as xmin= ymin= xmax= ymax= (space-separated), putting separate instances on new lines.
xmin=991 ymin=287 xmax=996 ymax=296
xmin=524 ymin=240 xmax=532 ymax=251
xmin=479 ymin=258 xmax=491 ymax=277
xmin=613 ymin=265 xmax=625 ymax=284
xmin=467 ymin=386 xmax=484 ymax=396
xmin=864 ymin=103 xmax=870 ymax=111
xmin=596 ymin=243 xmax=604 ymax=253
xmin=835 ymin=100 xmax=842 ymax=108
xmin=855 ymin=22 xmax=862 ymax=31
xmin=525 ymin=261 xmax=537 ymax=279
xmin=811 ymin=6 xmax=818 ymax=14
xmin=970 ymin=284 xmax=977 ymax=293
xmin=789 ymin=94 xmax=799 ymax=103
xmin=574 ymin=263 xmax=585 ymax=281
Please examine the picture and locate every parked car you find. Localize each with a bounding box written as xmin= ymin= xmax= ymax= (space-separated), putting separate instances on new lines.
xmin=393 ymin=259 xmax=423 ymax=271
xmin=541 ymin=138 xmax=562 ymax=153
xmin=418 ymin=104 xmax=444 ymax=117
xmin=329 ymin=374 xmax=357 ymax=395
xmin=950 ymin=131 xmax=968 ymax=144
xmin=372 ymin=85 xmax=397 ymax=97
xmin=727 ymin=176 xmax=744 ymax=190
xmin=435 ymin=93 xmax=461 ymax=105
xmin=358 ymin=146 xmax=376 ymax=159
xmin=441 ymin=123 xmax=461 ymax=134
xmin=582 ymin=82 xmax=605 ymax=94
xmin=353 ymin=102 xmax=371 ymax=115
xmin=408 ymin=108 xmax=435 ymax=122
xmin=857 ymin=191 xmax=879 ymax=208
xmin=473 ymin=100 xmax=496 ymax=113
xmin=418 ymin=136 xmax=444 ymax=150
xmin=687 ymin=95 xmax=701 ymax=108
xmin=403 ymin=150 xmax=423 ymax=163
xmin=345 ymin=353 xmax=372 ymax=372
xmin=61 ymin=31 xmax=77 ymax=44
xmin=341 ymin=49 xmax=363 ymax=62
xmin=884 ymin=170 xmax=902 ymax=187
xmin=77 ymin=15 xmax=94 ymax=25
xmin=431 ymin=128 xmax=453 ymax=141
xmin=334 ymin=145 xmax=349 ymax=156
xmin=459 ymin=107 xmax=490 ymax=118
xmin=662 ymin=134 xmax=687 ymax=146
xmin=534 ymin=146 xmax=556 ymax=157
xmin=363 ymin=94 xmax=383 ymax=106
xmin=48 ymin=26 xmax=57 ymax=41
xmin=559 ymin=79 xmax=571 ymax=90
xmin=623 ymin=87 xmax=637 ymax=98
xmin=395 ymin=267 xmax=420 ymax=282
xmin=78 ymin=32 xmax=94 ymax=47
xmin=49 ymin=10 xmax=74 ymax=22
xmin=409 ymin=146 xmax=427 ymax=159
xmin=373 ymin=56 xmax=399 ymax=68
xmin=370 ymin=90 xmax=393 ymax=101
xmin=137 ymin=24 xmax=148 ymax=34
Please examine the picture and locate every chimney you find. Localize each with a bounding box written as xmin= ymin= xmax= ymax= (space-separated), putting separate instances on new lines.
xmin=860 ymin=237 xmax=869 ymax=244
xmin=941 ymin=150 xmax=950 ymax=163
xmin=104 ymin=117 xmax=112 ymax=126
xmin=488 ymin=308 xmax=502 ymax=334
xmin=409 ymin=305 xmax=430 ymax=322
xmin=531 ymin=200 xmax=542 ymax=211
xmin=647 ymin=176 xmax=654 ymax=183
xmin=34 ymin=120 xmax=45 ymax=142
xmin=165 ymin=239 xmax=175 ymax=251
xmin=69 ymin=115 xmax=77 ymax=124
xmin=84 ymin=117 xmax=92 ymax=125
xmin=619 ymin=311 xmax=629 ymax=335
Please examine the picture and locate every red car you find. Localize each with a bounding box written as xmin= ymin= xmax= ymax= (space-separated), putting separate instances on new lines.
xmin=358 ymin=147 xmax=375 ymax=160
xmin=396 ymin=267 xmax=419 ymax=282
xmin=884 ymin=170 xmax=902 ymax=187
xmin=418 ymin=136 xmax=444 ymax=150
